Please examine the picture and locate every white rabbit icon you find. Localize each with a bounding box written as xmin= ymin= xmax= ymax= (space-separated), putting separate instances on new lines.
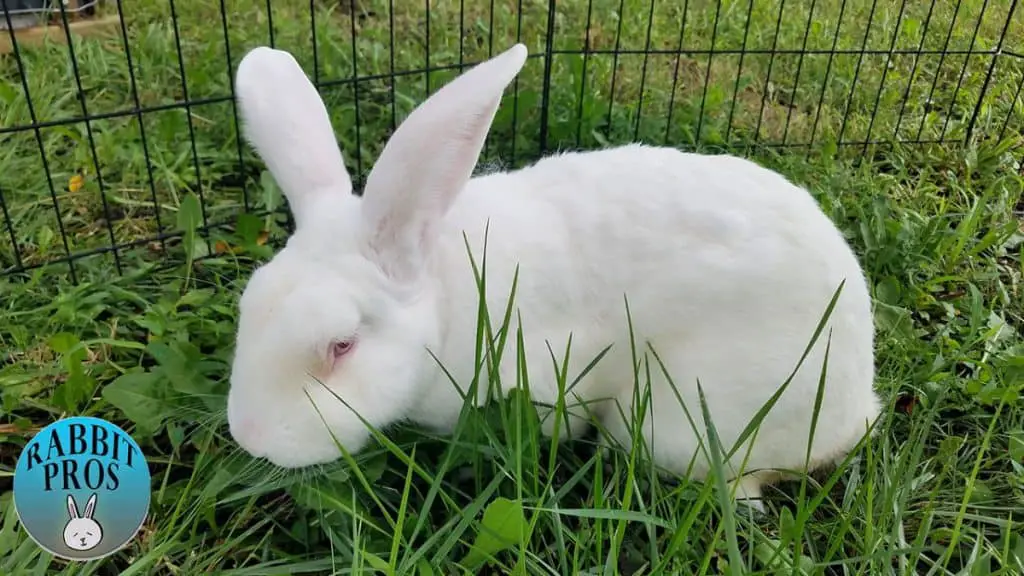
xmin=63 ymin=493 xmax=103 ymax=551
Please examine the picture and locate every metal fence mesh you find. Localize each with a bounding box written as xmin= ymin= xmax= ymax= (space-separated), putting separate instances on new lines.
xmin=1 ymin=0 xmax=1022 ymax=283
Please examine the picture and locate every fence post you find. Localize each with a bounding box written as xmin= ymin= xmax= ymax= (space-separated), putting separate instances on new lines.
xmin=965 ymin=0 xmax=1019 ymax=143
xmin=538 ymin=0 xmax=557 ymax=154
xmin=0 ymin=186 xmax=24 ymax=273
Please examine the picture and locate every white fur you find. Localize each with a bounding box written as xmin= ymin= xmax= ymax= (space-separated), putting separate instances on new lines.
xmin=226 ymin=43 xmax=881 ymax=509
xmin=63 ymin=493 xmax=103 ymax=551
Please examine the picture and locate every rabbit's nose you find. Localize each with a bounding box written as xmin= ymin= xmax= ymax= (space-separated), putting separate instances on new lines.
xmin=226 ymin=395 xmax=263 ymax=450
xmin=228 ymin=414 xmax=265 ymax=456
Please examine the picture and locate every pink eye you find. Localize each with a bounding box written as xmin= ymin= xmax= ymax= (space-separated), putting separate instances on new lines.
xmin=323 ymin=339 xmax=356 ymax=374
xmin=330 ymin=339 xmax=355 ymax=360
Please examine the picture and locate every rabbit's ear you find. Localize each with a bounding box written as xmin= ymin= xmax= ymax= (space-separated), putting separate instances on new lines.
xmin=235 ymin=46 xmax=353 ymax=229
xmin=359 ymin=43 xmax=528 ymax=282
xmin=67 ymin=495 xmax=79 ymax=519
xmin=84 ymin=494 xmax=97 ymax=519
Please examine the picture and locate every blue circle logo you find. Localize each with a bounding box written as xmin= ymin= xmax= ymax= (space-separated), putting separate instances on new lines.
xmin=13 ymin=416 xmax=151 ymax=561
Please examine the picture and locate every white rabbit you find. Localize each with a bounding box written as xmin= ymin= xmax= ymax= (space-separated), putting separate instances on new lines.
xmin=63 ymin=493 xmax=103 ymax=551
xmin=226 ymin=43 xmax=881 ymax=512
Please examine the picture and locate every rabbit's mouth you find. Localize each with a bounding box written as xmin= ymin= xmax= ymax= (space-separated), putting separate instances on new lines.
xmin=68 ymin=536 xmax=97 ymax=550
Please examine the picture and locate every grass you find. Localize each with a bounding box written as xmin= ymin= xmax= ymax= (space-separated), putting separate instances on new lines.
xmin=1 ymin=0 xmax=1023 ymax=573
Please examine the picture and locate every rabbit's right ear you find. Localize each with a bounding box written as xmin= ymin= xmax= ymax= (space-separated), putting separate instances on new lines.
xmin=358 ymin=44 xmax=528 ymax=283
xmin=83 ymin=493 xmax=97 ymax=519
xmin=235 ymin=47 xmax=353 ymax=229
xmin=67 ymin=495 xmax=79 ymax=519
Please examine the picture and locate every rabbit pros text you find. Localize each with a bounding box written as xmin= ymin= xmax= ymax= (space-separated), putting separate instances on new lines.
xmin=20 ymin=421 xmax=140 ymax=491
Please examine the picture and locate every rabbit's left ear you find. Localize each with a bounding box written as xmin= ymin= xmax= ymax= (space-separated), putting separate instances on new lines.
xmin=83 ymin=494 xmax=97 ymax=519
xmin=236 ymin=46 xmax=354 ymax=229
xmin=67 ymin=495 xmax=79 ymax=519
xmin=359 ymin=43 xmax=528 ymax=283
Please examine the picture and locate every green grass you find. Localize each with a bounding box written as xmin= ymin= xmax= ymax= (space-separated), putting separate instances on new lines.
xmin=1 ymin=0 xmax=1023 ymax=573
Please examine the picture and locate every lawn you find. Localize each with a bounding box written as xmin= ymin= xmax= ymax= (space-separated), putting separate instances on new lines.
xmin=1 ymin=0 xmax=1023 ymax=573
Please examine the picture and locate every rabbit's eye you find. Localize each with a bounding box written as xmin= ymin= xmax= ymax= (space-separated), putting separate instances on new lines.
xmin=330 ymin=339 xmax=355 ymax=359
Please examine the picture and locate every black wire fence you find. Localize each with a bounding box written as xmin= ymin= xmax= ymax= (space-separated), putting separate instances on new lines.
xmin=1 ymin=0 xmax=1021 ymax=284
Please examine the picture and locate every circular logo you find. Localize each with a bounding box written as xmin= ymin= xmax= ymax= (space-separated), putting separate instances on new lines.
xmin=13 ymin=416 xmax=151 ymax=561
